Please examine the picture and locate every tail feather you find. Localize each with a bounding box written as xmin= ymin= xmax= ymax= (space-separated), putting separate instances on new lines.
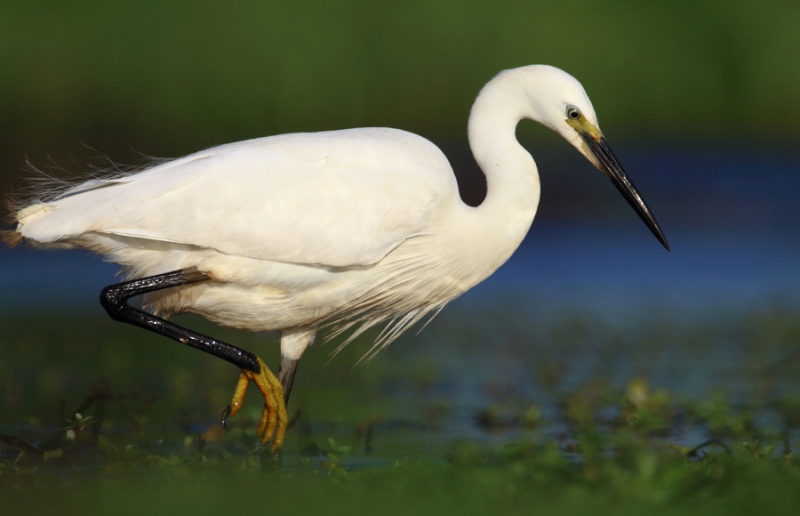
xmin=1 ymin=229 xmax=22 ymax=248
xmin=2 ymin=188 xmax=23 ymax=248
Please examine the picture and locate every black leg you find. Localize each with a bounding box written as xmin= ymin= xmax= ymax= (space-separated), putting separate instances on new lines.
xmin=100 ymin=268 xmax=260 ymax=373
xmin=278 ymin=357 xmax=299 ymax=405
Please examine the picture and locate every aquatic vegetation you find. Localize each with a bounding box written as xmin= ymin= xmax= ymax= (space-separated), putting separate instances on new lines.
xmin=2 ymin=310 xmax=800 ymax=514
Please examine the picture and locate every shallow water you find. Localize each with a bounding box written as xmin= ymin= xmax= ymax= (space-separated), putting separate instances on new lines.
xmin=1 ymin=148 xmax=799 ymax=464
xmin=2 ymin=227 xmax=798 ymax=315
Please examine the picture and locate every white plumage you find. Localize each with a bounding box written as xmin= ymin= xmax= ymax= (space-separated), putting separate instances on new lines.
xmin=21 ymin=129 xmax=454 ymax=267
xmin=8 ymin=64 xmax=666 ymax=366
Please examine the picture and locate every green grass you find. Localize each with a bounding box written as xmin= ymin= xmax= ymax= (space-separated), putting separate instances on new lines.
xmin=3 ymin=423 xmax=800 ymax=515
xmin=2 ymin=308 xmax=800 ymax=514
xmin=4 ymin=451 xmax=800 ymax=516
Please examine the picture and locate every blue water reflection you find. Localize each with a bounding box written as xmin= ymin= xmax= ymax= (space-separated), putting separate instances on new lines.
xmin=2 ymin=228 xmax=798 ymax=316
xmin=1 ymin=148 xmax=798 ymax=316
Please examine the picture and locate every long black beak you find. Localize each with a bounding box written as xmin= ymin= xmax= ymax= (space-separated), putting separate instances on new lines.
xmin=579 ymin=132 xmax=669 ymax=251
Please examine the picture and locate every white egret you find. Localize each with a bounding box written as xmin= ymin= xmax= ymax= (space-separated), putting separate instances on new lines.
xmin=3 ymin=65 xmax=668 ymax=451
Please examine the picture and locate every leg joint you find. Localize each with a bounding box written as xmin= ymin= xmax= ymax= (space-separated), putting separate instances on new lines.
xmin=100 ymin=284 xmax=127 ymax=318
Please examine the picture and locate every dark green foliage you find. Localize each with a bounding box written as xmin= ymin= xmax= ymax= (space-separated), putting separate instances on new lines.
xmin=2 ymin=0 xmax=799 ymax=189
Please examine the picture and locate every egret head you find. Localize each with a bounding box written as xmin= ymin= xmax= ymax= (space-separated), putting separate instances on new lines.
xmin=516 ymin=65 xmax=669 ymax=251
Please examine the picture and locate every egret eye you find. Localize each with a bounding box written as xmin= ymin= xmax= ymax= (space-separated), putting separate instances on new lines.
xmin=567 ymin=106 xmax=582 ymax=120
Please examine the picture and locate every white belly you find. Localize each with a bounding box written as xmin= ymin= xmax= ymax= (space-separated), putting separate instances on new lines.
xmin=97 ymin=231 xmax=469 ymax=334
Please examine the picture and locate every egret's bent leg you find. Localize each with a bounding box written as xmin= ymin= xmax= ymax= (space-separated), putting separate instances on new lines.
xmin=99 ymin=268 xmax=287 ymax=451
xmin=278 ymin=328 xmax=316 ymax=405
xmin=100 ymin=268 xmax=258 ymax=370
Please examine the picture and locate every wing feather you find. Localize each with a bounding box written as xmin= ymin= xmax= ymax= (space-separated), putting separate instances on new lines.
xmin=20 ymin=128 xmax=457 ymax=267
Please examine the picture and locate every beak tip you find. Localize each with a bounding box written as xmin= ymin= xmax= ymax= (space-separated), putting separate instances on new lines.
xmin=658 ymin=234 xmax=670 ymax=252
xmin=649 ymin=227 xmax=670 ymax=252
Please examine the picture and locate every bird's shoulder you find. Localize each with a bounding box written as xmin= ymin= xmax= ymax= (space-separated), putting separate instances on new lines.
xmin=202 ymin=127 xmax=456 ymax=191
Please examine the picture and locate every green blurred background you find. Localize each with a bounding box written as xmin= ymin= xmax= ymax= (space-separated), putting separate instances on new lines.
xmin=1 ymin=0 xmax=798 ymax=186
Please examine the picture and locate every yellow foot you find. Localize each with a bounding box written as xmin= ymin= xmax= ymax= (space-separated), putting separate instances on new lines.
xmin=221 ymin=357 xmax=287 ymax=452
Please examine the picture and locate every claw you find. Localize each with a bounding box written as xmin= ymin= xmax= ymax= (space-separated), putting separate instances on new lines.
xmin=220 ymin=405 xmax=231 ymax=430
xmin=223 ymin=356 xmax=288 ymax=452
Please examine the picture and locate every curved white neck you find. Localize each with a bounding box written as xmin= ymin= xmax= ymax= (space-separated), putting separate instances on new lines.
xmin=467 ymin=74 xmax=540 ymax=236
